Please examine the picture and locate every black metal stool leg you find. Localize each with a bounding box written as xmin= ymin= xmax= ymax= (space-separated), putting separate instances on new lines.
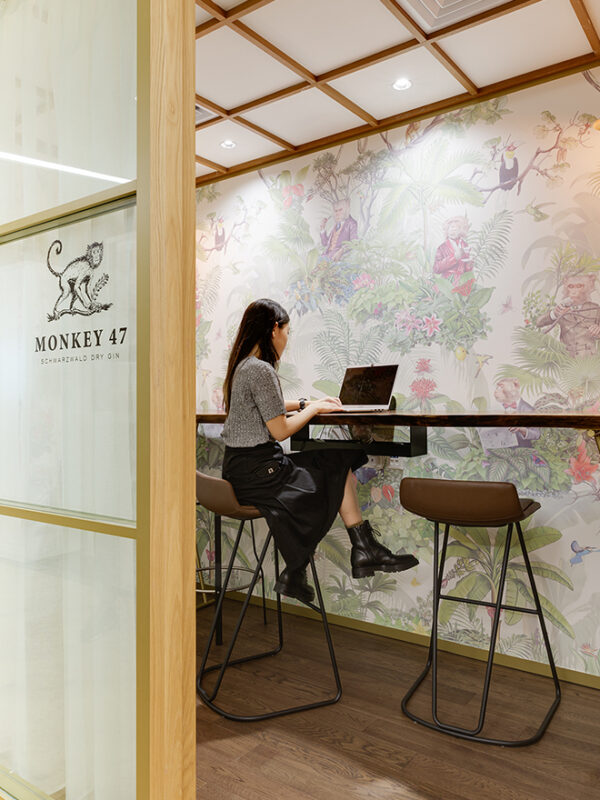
xmin=249 ymin=519 xmax=268 ymax=626
xmin=402 ymin=522 xmax=449 ymax=716
xmin=197 ymin=543 xmax=341 ymax=721
xmin=514 ymin=521 xmax=561 ymax=743
xmin=198 ymin=518 xmax=247 ymax=680
xmin=202 ymin=533 xmax=275 ymax=701
xmin=306 ymin=555 xmax=342 ymax=703
xmin=403 ymin=520 xmax=561 ymax=745
xmin=433 ymin=523 xmax=514 ymax=737
xmin=214 ymin=514 xmax=223 ymax=646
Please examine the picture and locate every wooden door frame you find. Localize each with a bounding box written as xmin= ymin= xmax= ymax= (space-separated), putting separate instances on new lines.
xmin=136 ymin=1 xmax=197 ymax=798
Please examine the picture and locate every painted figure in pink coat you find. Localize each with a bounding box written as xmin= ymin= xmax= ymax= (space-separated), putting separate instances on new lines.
xmin=433 ymin=216 xmax=473 ymax=286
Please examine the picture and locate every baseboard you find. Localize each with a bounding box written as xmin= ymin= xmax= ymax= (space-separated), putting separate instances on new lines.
xmin=224 ymin=591 xmax=600 ymax=691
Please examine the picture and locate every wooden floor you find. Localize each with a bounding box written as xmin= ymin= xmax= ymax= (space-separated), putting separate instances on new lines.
xmin=196 ymin=600 xmax=600 ymax=800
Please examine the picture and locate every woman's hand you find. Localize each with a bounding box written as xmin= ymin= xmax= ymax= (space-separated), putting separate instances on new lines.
xmin=315 ymin=398 xmax=342 ymax=413
xmin=268 ymin=396 xmax=341 ymax=440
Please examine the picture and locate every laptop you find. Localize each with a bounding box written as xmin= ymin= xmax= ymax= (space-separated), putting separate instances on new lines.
xmin=339 ymin=364 xmax=398 ymax=412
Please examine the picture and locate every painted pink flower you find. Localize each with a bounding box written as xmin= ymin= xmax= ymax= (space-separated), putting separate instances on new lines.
xmin=205 ymin=549 xmax=215 ymax=564
xmin=452 ymin=278 xmax=475 ymax=297
xmin=371 ymin=486 xmax=382 ymax=503
xmin=353 ymin=272 xmax=375 ymax=290
xmin=395 ymin=307 xmax=422 ymax=332
xmin=211 ymin=388 xmax=225 ymax=412
xmin=373 ymin=302 xmax=384 ymax=316
xmin=410 ymin=378 xmax=437 ymax=400
xmin=415 ymin=358 xmax=432 ymax=373
xmin=382 ymin=484 xmax=394 ymax=502
xmin=567 ymin=441 xmax=598 ymax=483
xmin=422 ymin=314 xmax=442 ymax=337
xmin=583 ymin=399 xmax=600 ymax=414
xmin=581 ymin=643 xmax=598 ymax=656
xmin=282 ymin=184 xmax=304 ymax=208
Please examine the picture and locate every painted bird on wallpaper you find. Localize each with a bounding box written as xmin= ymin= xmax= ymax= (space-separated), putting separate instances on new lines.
xmin=570 ymin=540 xmax=600 ymax=565
xmin=474 ymin=353 xmax=492 ymax=377
xmin=517 ymin=200 xmax=556 ymax=222
xmin=499 ymin=145 xmax=519 ymax=190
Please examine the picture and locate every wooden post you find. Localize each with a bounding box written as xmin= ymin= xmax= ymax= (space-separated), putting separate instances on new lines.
xmin=136 ymin=1 xmax=196 ymax=798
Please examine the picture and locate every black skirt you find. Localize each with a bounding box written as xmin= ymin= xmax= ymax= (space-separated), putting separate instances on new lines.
xmin=222 ymin=441 xmax=367 ymax=571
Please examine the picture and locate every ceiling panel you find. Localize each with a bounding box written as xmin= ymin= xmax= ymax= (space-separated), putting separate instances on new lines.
xmin=329 ymin=48 xmax=465 ymax=120
xmin=195 ymin=27 xmax=299 ymax=109
xmin=242 ymin=88 xmax=365 ymax=145
xmin=195 ymin=6 xmax=212 ymax=26
xmin=217 ymin=0 xmax=252 ymax=8
xmin=244 ymin=0 xmax=413 ymax=75
xmin=196 ymin=162 xmax=214 ymax=177
xmin=442 ymin=0 xmax=592 ymax=87
xmin=585 ymin=0 xmax=600 ymax=33
xmin=195 ymin=119 xmax=283 ymax=167
xmin=194 ymin=0 xmax=600 ymax=181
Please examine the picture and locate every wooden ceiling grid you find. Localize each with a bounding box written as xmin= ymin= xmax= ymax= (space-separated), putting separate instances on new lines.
xmin=194 ymin=0 xmax=600 ymax=183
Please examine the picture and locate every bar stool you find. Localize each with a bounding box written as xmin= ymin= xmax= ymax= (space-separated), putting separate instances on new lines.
xmin=195 ymin=471 xmax=342 ymax=722
xmin=399 ymin=477 xmax=561 ymax=746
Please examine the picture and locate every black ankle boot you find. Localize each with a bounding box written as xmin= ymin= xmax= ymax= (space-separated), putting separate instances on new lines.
xmin=274 ymin=566 xmax=315 ymax=604
xmin=346 ymin=520 xmax=419 ymax=579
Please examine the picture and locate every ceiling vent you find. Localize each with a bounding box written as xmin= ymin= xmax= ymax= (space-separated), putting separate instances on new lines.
xmin=399 ymin=0 xmax=509 ymax=31
xmin=195 ymin=104 xmax=216 ymax=125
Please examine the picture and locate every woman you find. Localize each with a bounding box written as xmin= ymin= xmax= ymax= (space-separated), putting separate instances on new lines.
xmin=222 ymin=298 xmax=418 ymax=604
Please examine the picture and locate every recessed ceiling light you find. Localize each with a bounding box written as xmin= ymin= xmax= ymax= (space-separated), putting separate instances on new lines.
xmin=220 ymin=139 xmax=236 ymax=149
xmin=392 ymin=77 xmax=412 ymax=91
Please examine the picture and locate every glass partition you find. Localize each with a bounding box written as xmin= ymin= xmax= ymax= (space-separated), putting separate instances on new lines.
xmin=0 ymin=0 xmax=136 ymax=225
xmin=0 ymin=516 xmax=135 ymax=800
xmin=0 ymin=205 xmax=136 ymax=522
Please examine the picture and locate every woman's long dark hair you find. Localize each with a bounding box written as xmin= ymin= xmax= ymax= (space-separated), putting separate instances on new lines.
xmin=223 ymin=298 xmax=290 ymax=411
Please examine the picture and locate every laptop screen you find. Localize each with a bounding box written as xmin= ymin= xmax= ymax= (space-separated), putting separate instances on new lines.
xmin=339 ymin=365 xmax=398 ymax=406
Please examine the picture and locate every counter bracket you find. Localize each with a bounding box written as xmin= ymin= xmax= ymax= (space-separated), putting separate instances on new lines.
xmin=291 ymin=424 xmax=428 ymax=458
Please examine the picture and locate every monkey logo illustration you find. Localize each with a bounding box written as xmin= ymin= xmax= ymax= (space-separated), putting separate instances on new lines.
xmin=46 ymin=239 xmax=112 ymax=321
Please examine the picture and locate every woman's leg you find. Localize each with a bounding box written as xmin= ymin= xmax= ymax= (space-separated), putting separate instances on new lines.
xmin=338 ymin=469 xmax=362 ymax=528
xmin=340 ymin=470 xmax=419 ymax=578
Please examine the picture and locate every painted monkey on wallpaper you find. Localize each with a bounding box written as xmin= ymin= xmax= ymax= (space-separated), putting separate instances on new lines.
xmin=536 ymin=273 xmax=600 ymax=357
xmin=493 ymin=378 xmax=541 ymax=447
xmin=46 ymin=239 xmax=111 ymax=321
xmin=320 ymin=198 xmax=358 ymax=261
xmin=432 ymin=215 xmax=473 ymax=286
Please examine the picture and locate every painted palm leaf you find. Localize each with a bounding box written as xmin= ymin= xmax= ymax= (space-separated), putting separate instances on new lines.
xmin=314 ymin=311 xmax=382 ymax=382
xmin=506 ymin=526 xmax=562 ymax=562
xmin=560 ymin=357 xmax=600 ymax=397
xmin=469 ymin=210 xmax=512 ymax=279
xmin=508 ymin=560 xmax=573 ymax=590
xmin=513 ymin=579 xmax=575 ymax=638
xmin=317 ymin=534 xmax=352 ymax=578
xmin=438 ymin=572 xmax=492 ymax=625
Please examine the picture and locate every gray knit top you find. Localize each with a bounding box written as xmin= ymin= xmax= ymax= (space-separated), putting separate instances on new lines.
xmin=222 ymin=356 xmax=286 ymax=447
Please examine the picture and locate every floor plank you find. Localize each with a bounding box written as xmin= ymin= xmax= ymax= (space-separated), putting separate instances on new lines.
xmin=197 ymin=601 xmax=600 ymax=800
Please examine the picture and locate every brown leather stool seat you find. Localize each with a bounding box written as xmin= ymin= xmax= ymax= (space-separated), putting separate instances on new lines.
xmin=196 ymin=471 xmax=341 ymax=722
xmin=196 ymin=471 xmax=262 ymax=521
xmin=399 ymin=477 xmax=560 ymax=746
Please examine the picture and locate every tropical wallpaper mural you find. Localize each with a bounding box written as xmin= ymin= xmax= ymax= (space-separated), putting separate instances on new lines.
xmin=195 ymin=68 xmax=600 ymax=678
